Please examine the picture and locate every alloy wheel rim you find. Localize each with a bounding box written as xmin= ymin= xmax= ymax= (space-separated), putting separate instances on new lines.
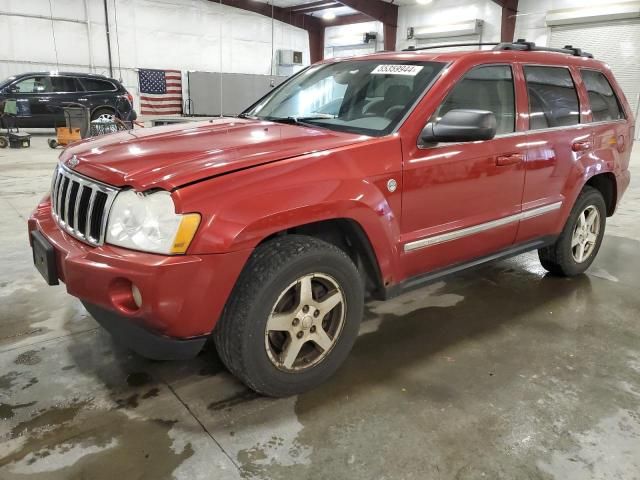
xmin=97 ymin=113 xmax=114 ymax=121
xmin=571 ymin=205 xmax=600 ymax=263
xmin=265 ymin=273 xmax=346 ymax=372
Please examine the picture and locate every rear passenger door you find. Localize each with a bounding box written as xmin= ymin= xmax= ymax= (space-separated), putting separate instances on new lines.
xmin=516 ymin=65 xmax=592 ymax=244
xmin=78 ymin=78 xmax=118 ymax=115
xmin=400 ymin=64 xmax=527 ymax=278
xmin=49 ymin=76 xmax=83 ymax=125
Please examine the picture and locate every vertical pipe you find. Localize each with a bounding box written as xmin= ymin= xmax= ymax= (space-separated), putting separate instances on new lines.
xmin=103 ymin=0 xmax=114 ymax=78
xmin=84 ymin=0 xmax=94 ymax=71
xmin=219 ymin=0 xmax=223 ymax=117
xmin=271 ymin=2 xmax=275 ymax=76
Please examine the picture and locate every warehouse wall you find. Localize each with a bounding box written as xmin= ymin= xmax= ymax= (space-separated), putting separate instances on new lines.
xmin=324 ymin=21 xmax=384 ymax=59
xmin=396 ymin=0 xmax=503 ymax=51
xmin=0 ymin=0 xmax=310 ymax=112
xmin=514 ymin=0 xmax=636 ymax=45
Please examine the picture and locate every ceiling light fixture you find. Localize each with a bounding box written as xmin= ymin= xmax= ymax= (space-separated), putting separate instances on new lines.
xmin=323 ymin=11 xmax=336 ymax=20
xmin=417 ymin=0 xmax=433 ymax=5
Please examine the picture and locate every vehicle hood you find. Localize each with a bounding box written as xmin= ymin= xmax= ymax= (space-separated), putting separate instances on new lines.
xmin=60 ymin=118 xmax=369 ymax=191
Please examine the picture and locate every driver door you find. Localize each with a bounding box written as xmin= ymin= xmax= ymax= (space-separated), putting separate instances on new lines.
xmin=400 ymin=64 xmax=526 ymax=278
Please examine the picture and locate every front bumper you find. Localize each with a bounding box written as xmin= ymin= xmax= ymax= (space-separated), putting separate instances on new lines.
xmin=83 ymin=302 xmax=207 ymax=360
xmin=28 ymin=196 xmax=251 ymax=358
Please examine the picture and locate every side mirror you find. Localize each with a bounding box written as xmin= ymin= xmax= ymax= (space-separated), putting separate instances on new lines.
xmin=420 ymin=109 xmax=497 ymax=144
xmin=4 ymin=85 xmax=18 ymax=94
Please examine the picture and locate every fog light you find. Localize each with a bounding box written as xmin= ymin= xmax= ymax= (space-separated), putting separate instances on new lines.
xmin=131 ymin=284 xmax=142 ymax=308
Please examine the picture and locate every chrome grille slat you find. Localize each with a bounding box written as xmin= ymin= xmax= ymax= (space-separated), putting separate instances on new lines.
xmin=72 ymin=182 xmax=82 ymax=232
xmin=50 ymin=164 xmax=119 ymax=246
xmin=85 ymin=189 xmax=97 ymax=240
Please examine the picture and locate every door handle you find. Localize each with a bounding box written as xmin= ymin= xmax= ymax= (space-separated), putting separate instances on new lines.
xmin=571 ymin=140 xmax=592 ymax=152
xmin=37 ymin=98 xmax=50 ymax=102
xmin=496 ymin=153 xmax=524 ymax=166
xmin=78 ymin=98 xmax=88 ymax=101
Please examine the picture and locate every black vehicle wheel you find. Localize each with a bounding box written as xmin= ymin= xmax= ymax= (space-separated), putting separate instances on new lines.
xmin=48 ymin=139 xmax=58 ymax=149
xmin=214 ymin=235 xmax=364 ymax=397
xmin=538 ymin=186 xmax=606 ymax=276
xmin=91 ymin=108 xmax=115 ymax=122
xmin=0 ymin=137 xmax=7 ymax=149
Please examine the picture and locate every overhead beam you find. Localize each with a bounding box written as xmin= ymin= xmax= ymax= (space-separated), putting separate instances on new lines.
xmin=335 ymin=0 xmax=398 ymax=26
xmin=334 ymin=0 xmax=398 ymax=50
xmin=322 ymin=12 xmax=371 ymax=27
xmin=209 ymin=0 xmax=325 ymax=63
xmin=286 ymin=1 xmax=341 ymax=14
xmin=498 ymin=0 xmax=518 ymax=42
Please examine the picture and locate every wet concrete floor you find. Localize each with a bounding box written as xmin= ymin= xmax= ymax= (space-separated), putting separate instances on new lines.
xmin=1 ymin=135 xmax=639 ymax=479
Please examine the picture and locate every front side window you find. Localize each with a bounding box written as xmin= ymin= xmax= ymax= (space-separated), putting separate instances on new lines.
xmin=581 ymin=69 xmax=624 ymax=122
xmin=432 ymin=65 xmax=516 ymax=135
xmin=12 ymin=76 xmax=52 ymax=93
xmin=524 ymin=66 xmax=580 ymax=130
xmin=243 ymin=60 xmax=446 ymax=136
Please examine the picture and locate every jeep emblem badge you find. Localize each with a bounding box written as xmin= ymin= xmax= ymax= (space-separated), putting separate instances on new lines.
xmin=387 ymin=178 xmax=398 ymax=193
xmin=66 ymin=155 xmax=79 ymax=168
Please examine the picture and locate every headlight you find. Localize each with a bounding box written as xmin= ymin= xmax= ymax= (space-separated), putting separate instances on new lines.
xmin=106 ymin=190 xmax=200 ymax=254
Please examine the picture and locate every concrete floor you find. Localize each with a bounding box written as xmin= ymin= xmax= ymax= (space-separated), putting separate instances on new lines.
xmin=1 ymin=132 xmax=639 ymax=479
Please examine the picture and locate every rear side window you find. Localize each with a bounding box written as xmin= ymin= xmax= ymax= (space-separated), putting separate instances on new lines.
xmin=81 ymin=78 xmax=116 ymax=92
xmin=524 ymin=66 xmax=580 ymax=130
xmin=51 ymin=76 xmax=79 ymax=93
xmin=433 ymin=65 xmax=515 ymax=135
xmin=581 ymin=70 xmax=625 ymax=122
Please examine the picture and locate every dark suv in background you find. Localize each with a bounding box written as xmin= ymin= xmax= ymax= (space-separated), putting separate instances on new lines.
xmin=0 ymin=72 xmax=135 ymax=128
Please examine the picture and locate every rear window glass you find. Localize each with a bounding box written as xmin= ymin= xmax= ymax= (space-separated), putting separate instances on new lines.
xmin=581 ymin=69 xmax=625 ymax=122
xmin=81 ymin=78 xmax=116 ymax=92
xmin=524 ymin=66 xmax=580 ymax=130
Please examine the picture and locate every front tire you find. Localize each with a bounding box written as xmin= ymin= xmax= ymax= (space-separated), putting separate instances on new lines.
xmin=214 ymin=235 xmax=364 ymax=397
xmin=538 ymin=186 xmax=606 ymax=276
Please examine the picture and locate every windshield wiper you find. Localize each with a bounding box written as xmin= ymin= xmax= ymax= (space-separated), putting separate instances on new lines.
xmin=265 ymin=114 xmax=336 ymax=126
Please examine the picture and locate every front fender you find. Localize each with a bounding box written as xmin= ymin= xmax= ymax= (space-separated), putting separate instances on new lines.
xmin=175 ymin=138 xmax=403 ymax=283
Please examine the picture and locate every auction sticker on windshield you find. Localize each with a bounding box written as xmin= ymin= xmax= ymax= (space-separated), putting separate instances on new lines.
xmin=371 ymin=64 xmax=424 ymax=76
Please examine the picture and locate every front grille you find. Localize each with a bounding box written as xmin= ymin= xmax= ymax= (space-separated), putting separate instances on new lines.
xmin=51 ymin=164 xmax=119 ymax=246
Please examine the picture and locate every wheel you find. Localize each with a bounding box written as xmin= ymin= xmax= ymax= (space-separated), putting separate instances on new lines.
xmin=91 ymin=108 xmax=115 ymax=122
xmin=0 ymin=136 xmax=7 ymax=148
xmin=214 ymin=235 xmax=364 ymax=397
xmin=48 ymin=139 xmax=58 ymax=149
xmin=538 ymin=186 xmax=606 ymax=276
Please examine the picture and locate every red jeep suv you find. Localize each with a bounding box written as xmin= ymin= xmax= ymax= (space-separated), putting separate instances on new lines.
xmin=29 ymin=41 xmax=633 ymax=396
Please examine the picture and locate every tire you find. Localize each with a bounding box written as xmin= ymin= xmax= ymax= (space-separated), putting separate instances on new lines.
xmin=214 ymin=235 xmax=364 ymax=397
xmin=91 ymin=108 xmax=115 ymax=122
xmin=48 ymin=139 xmax=58 ymax=149
xmin=0 ymin=137 xmax=7 ymax=149
xmin=538 ymin=186 xmax=606 ymax=276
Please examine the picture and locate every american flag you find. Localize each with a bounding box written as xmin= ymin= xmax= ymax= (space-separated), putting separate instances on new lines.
xmin=138 ymin=69 xmax=183 ymax=115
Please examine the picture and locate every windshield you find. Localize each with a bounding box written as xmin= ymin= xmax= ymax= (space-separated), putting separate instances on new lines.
xmin=243 ymin=60 xmax=446 ymax=136
xmin=0 ymin=76 xmax=16 ymax=88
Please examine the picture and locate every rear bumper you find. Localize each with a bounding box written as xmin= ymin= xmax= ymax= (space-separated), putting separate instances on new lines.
xmin=28 ymin=196 xmax=252 ymax=348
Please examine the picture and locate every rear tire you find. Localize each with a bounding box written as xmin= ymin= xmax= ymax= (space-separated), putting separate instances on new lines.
xmin=538 ymin=186 xmax=606 ymax=276
xmin=213 ymin=235 xmax=364 ymax=397
xmin=0 ymin=137 xmax=7 ymax=149
xmin=91 ymin=108 xmax=115 ymax=122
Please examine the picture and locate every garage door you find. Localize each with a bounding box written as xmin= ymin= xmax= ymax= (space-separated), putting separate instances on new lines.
xmin=550 ymin=19 xmax=640 ymax=138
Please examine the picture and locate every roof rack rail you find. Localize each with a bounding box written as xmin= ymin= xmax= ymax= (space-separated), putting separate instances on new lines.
xmin=402 ymin=42 xmax=500 ymax=52
xmin=493 ymin=39 xmax=594 ymax=58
